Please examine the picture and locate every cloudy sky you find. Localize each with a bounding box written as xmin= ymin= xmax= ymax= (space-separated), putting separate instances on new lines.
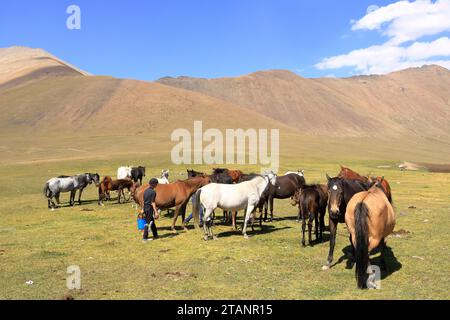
xmin=0 ymin=0 xmax=449 ymax=79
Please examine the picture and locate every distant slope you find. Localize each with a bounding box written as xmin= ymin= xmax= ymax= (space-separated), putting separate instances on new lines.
xmin=157 ymin=66 xmax=450 ymax=138
xmin=0 ymin=46 xmax=88 ymax=92
xmin=0 ymin=75 xmax=292 ymax=137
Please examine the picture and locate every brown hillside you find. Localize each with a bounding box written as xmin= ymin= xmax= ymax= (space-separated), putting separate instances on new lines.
xmin=157 ymin=66 xmax=450 ymax=138
xmin=0 ymin=46 xmax=88 ymax=92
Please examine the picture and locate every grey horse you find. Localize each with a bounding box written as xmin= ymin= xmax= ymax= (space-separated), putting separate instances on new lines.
xmin=44 ymin=173 xmax=100 ymax=209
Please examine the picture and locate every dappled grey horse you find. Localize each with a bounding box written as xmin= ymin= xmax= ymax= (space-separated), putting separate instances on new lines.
xmin=44 ymin=173 xmax=100 ymax=209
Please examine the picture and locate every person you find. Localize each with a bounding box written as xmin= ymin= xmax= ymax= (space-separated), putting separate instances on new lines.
xmin=184 ymin=194 xmax=204 ymax=226
xmin=142 ymin=178 xmax=159 ymax=242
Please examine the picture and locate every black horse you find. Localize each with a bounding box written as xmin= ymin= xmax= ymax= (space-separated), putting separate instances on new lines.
xmin=323 ymin=175 xmax=371 ymax=269
xmin=131 ymin=166 xmax=146 ymax=185
xmin=263 ymin=173 xmax=306 ymax=222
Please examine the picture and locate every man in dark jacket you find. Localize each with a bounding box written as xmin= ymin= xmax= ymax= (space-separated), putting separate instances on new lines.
xmin=142 ymin=178 xmax=159 ymax=242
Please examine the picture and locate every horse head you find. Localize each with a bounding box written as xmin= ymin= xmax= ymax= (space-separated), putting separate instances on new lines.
xmin=88 ymin=173 xmax=100 ymax=187
xmin=327 ymin=174 xmax=344 ymax=218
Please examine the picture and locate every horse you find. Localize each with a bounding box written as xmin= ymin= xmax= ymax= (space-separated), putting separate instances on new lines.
xmin=117 ymin=166 xmax=132 ymax=180
xmin=132 ymin=176 xmax=211 ymax=233
xmin=192 ymin=172 xmax=277 ymax=240
xmin=158 ymin=170 xmax=170 ymax=184
xmin=369 ymin=176 xmax=392 ymax=203
xmin=291 ymin=185 xmax=327 ymax=246
xmin=98 ymin=176 xmax=134 ymax=205
xmin=285 ymin=170 xmax=304 ymax=177
xmin=338 ymin=166 xmax=369 ymax=183
xmin=263 ymin=173 xmax=306 ymax=222
xmin=188 ymin=169 xmax=235 ymax=223
xmin=187 ymin=169 xmax=207 ymax=178
xmin=345 ymin=180 xmax=396 ymax=288
xmin=323 ymin=175 xmax=371 ymax=270
xmin=131 ymin=166 xmax=146 ymax=185
xmin=44 ymin=173 xmax=100 ymax=209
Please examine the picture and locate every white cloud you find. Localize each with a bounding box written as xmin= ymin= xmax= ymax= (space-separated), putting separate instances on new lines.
xmin=353 ymin=0 xmax=450 ymax=45
xmin=316 ymin=0 xmax=450 ymax=75
xmin=316 ymin=37 xmax=450 ymax=74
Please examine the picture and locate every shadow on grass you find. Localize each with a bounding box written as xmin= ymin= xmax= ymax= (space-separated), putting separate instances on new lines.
xmin=333 ymin=245 xmax=402 ymax=280
xmin=217 ymin=225 xmax=292 ymax=238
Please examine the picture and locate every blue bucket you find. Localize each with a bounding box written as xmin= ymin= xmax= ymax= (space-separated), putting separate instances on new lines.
xmin=137 ymin=218 xmax=146 ymax=230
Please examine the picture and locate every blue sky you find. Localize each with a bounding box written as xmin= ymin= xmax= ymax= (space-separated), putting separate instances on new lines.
xmin=1 ymin=0 xmax=449 ymax=80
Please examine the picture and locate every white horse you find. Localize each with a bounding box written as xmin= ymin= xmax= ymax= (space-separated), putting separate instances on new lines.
xmin=193 ymin=172 xmax=277 ymax=240
xmin=285 ymin=170 xmax=304 ymax=177
xmin=157 ymin=169 xmax=170 ymax=184
xmin=117 ymin=166 xmax=132 ymax=180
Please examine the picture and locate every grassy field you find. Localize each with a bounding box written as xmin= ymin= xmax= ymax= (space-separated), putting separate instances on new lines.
xmin=0 ymin=149 xmax=449 ymax=300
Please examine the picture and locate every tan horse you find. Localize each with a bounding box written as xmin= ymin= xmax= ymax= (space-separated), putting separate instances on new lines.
xmin=345 ymin=180 xmax=396 ymax=289
xmin=132 ymin=176 xmax=210 ymax=233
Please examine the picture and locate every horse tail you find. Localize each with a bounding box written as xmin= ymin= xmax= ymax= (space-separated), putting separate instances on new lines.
xmin=355 ymin=201 xmax=369 ymax=289
xmin=43 ymin=182 xmax=51 ymax=199
xmin=192 ymin=189 xmax=202 ymax=229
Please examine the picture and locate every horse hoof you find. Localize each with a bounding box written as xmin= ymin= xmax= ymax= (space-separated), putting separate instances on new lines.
xmin=243 ymin=234 xmax=249 ymax=239
xmin=322 ymin=265 xmax=330 ymax=271
xmin=172 ymin=230 xmax=177 ymax=235
xmin=203 ymin=236 xmax=209 ymax=241
xmin=213 ymin=236 xmax=218 ymax=241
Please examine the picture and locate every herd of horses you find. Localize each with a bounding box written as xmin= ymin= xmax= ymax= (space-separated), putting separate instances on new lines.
xmin=43 ymin=165 xmax=396 ymax=289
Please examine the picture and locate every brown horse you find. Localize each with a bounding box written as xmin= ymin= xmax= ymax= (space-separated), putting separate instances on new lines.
xmin=98 ymin=176 xmax=134 ymax=205
xmin=291 ymin=184 xmax=328 ymax=246
xmin=345 ymin=180 xmax=396 ymax=289
xmin=132 ymin=176 xmax=210 ymax=233
xmin=338 ymin=166 xmax=370 ymax=183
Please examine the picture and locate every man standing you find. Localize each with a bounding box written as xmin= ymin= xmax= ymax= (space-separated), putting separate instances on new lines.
xmin=142 ymin=178 xmax=159 ymax=242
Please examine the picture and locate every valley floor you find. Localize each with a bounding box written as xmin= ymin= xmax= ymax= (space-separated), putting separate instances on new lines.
xmin=0 ymin=154 xmax=449 ymax=299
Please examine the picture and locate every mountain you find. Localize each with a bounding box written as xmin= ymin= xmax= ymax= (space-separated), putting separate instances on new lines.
xmin=157 ymin=66 xmax=450 ymax=138
xmin=0 ymin=46 xmax=449 ymax=164
xmin=0 ymin=46 xmax=88 ymax=92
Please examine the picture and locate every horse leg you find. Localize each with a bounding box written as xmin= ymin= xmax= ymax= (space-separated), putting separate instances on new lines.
xmin=319 ymin=209 xmax=325 ymax=243
xmin=203 ymin=208 xmax=213 ymax=241
xmin=380 ymin=238 xmax=387 ymax=271
xmin=55 ymin=193 xmax=61 ymax=205
xmin=70 ymin=190 xmax=76 ymax=206
xmin=181 ymin=203 xmax=188 ymax=231
xmin=232 ymin=211 xmax=237 ymax=231
xmin=308 ymin=213 xmax=314 ymax=246
xmin=78 ymin=188 xmax=84 ymax=205
xmin=117 ymin=187 xmax=122 ymax=204
xmin=269 ymin=196 xmax=274 ymax=222
xmin=171 ymin=206 xmax=179 ymax=234
xmin=301 ymin=214 xmax=306 ymax=247
xmin=314 ymin=212 xmax=319 ymax=241
xmin=242 ymin=204 xmax=256 ymax=239
xmin=323 ymin=218 xmax=338 ymax=270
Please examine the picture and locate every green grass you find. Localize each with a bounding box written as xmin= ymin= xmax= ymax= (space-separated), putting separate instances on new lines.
xmin=0 ymin=154 xmax=449 ymax=300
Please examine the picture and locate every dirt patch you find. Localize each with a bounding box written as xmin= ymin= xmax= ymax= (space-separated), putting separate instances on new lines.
xmin=392 ymin=229 xmax=411 ymax=238
xmin=419 ymin=163 xmax=450 ymax=173
xmin=399 ymin=162 xmax=422 ymax=171
xmin=165 ymin=272 xmax=197 ymax=281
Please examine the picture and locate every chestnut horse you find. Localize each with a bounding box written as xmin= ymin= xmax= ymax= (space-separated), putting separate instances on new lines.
xmin=369 ymin=176 xmax=393 ymax=203
xmin=345 ymin=180 xmax=396 ymax=289
xmin=338 ymin=166 xmax=369 ymax=183
xmin=98 ymin=176 xmax=134 ymax=205
xmin=132 ymin=176 xmax=210 ymax=233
